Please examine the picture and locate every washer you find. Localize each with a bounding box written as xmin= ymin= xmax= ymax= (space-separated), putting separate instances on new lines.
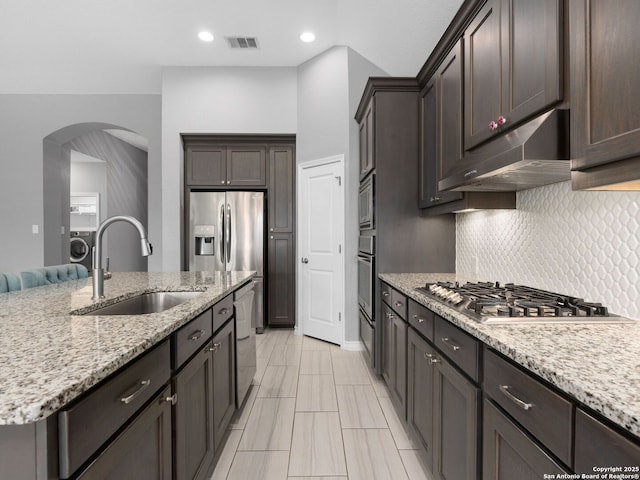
xmin=70 ymin=231 xmax=95 ymax=271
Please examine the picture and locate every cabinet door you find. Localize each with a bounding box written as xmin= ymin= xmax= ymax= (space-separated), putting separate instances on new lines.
xmin=501 ymin=0 xmax=562 ymax=128
xmin=268 ymin=145 xmax=294 ymax=233
xmin=464 ymin=0 xmax=501 ymax=150
xmin=390 ymin=314 xmax=407 ymax=418
xmin=433 ymin=355 xmax=480 ymax=480
xmin=407 ymin=329 xmax=436 ymax=471
xmin=268 ymin=233 xmax=295 ymax=326
xmin=212 ymin=320 xmax=236 ymax=450
xmin=226 ymin=145 xmax=267 ymax=186
xmin=174 ymin=346 xmax=215 ymax=480
xmin=77 ymin=386 xmax=172 ymax=480
xmin=419 ymin=79 xmax=438 ymax=208
xmin=186 ymin=145 xmax=226 ymax=186
xmin=359 ymin=99 xmax=375 ymax=179
xmin=571 ymin=1 xmax=640 ymax=171
xmin=483 ymin=400 xmax=569 ymax=479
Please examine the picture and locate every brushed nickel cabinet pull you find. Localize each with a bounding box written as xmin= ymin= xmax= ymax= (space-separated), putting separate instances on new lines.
xmin=209 ymin=342 xmax=221 ymax=353
xmin=413 ymin=314 xmax=425 ymax=323
xmin=441 ymin=337 xmax=461 ymax=351
xmin=165 ymin=393 xmax=177 ymax=405
xmin=120 ymin=379 xmax=151 ymax=405
xmin=499 ymin=385 xmax=533 ymax=411
xmin=189 ymin=329 xmax=206 ymax=341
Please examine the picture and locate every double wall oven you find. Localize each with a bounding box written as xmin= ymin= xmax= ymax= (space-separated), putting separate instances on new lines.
xmin=358 ymin=173 xmax=376 ymax=368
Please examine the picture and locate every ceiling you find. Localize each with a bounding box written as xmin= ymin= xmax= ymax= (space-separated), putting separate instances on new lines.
xmin=0 ymin=0 xmax=463 ymax=94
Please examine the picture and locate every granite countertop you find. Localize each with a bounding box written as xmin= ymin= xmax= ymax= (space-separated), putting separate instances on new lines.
xmin=379 ymin=273 xmax=640 ymax=439
xmin=0 ymin=271 xmax=255 ymax=425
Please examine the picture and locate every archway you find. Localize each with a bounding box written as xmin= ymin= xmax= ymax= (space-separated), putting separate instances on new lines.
xmin=43 ymin=123 xmax=149 ymax=272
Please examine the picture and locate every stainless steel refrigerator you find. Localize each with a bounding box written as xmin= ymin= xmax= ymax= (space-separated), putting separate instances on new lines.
xmin=189 ymin=191 xmax=264 ymax=332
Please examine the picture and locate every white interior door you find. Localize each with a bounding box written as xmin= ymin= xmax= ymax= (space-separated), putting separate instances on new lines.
xmin=298 ymin=157 xmax=344 ymax=345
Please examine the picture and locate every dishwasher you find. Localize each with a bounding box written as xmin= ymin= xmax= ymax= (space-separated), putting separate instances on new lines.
xmin=234 ymin=282 xmax=256 ymax=407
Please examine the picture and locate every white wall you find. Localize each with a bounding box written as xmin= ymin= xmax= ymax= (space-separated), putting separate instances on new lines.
xmin=161 ymin=67 xmax=298 ymax=270
xmin=297 ymin=46 xmax=387 ymax=342
xmin=456 ymin=180 xmax=640 ymax=320
xmin=0 ymin=95 xmax=161 ymax=273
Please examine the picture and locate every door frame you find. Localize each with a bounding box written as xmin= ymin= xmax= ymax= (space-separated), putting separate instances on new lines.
xmin=296 ymin=154 xmax=346 ymax=346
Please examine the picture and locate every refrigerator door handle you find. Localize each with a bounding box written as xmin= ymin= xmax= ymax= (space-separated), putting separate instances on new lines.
xmin=226 ymin=203 xmax=232 ymax=265
xmin=219 ymin=203 xmax=226 ymax=261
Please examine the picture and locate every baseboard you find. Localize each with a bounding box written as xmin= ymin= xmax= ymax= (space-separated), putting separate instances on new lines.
xmin=341 ymin=340 xmax=364 ymax=351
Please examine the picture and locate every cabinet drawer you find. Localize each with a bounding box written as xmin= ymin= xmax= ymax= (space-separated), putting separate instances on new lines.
xmin=484 ymin=349 xmax=572 ymax=466
xmin=173 ymin=308 xmax=213 ymax=370
xmin=380 ymin=282 xmax=392 ymax=305
xmin=390 ymin=289 xmax=407 ymax=320
xmin=434 ymin=316 xmax=479 ymax=382
xmin=212 ymin=295 xmax=233 ymax=333
xmin=574 ymin=408 xmax=640 ymax=473
xmin=408 ymin=300 xmax=434 ymax=342
xmin=58 ymin=340 xmax=171 ymax=478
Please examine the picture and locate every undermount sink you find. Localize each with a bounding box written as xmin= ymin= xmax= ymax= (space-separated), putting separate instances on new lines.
xmin=80 ymin=291 xmax=203 ymax=316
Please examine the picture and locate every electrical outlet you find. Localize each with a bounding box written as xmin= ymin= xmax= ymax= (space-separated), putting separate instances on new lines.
xmin=32 ymin=224 xmax=39 ymax=234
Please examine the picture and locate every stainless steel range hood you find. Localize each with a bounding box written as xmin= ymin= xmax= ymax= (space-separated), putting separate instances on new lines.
xmin=439 ymin=109 xmax=570 ymax=192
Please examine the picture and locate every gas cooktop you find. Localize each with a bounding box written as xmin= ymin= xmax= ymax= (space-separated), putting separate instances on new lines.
xmin=416 ymin=281 xmax=635 ymax=325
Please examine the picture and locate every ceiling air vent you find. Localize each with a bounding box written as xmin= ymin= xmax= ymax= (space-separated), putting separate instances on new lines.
xmin=225 ymin=36 xmax=260 ymax=49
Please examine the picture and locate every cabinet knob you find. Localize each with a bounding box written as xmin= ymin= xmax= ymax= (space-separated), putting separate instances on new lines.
xmin=270 ymin=227 xmax=274 ymax=232
xmin=221 ymin=180 xmax=225 ymax=184
xmin=165 ymin=393 xmax=178 ymax=405
xmin=430 ymin=196 xmax=441 ymax=203
xmin=270 ymin=235 xmax=274 ymax=239
xmin=488 ymin=120 xmax=498 ymax=132
xmin=497 ymin=115 xmax=507 ymax=127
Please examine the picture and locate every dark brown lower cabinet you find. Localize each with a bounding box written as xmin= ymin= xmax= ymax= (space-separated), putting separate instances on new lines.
xmin=483 ymin=399 xmax=569 ymax=479
xmin=407 ymin=329 xmax=436 ymax=471
xmin=212 ymin=319 xmax=236 ymax=449
xmin=268 ymin=233 xmax=295 ymax=326
xmin=389 ymin=313 xmax=407 ymax=418
xmin=174 ymin=345 xmax=215 ymax=480
xmin=77 ymin=385 xmax=173 ymax=479
xmin=433 ymin=353 xmax=480 ymax=480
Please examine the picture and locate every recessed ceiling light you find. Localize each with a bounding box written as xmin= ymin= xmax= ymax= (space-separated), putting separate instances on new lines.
xmin=300 ymin=32 xmax=316 ymax=43
xmin=198 ymin=31 xmax=214 ymax=42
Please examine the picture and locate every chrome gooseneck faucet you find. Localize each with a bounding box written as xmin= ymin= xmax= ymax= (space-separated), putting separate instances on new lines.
xmin=92 ymin=215 xmax=153 ymax=299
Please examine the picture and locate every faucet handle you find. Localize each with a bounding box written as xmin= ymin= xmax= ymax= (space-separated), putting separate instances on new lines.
xmin=103 ymin=257 xmax=112 ymax=280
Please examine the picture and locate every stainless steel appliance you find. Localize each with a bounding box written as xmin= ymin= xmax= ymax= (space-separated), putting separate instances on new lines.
xmin=234 ymin=281 xmax=256 ymax=406
xmin=358 ymin=235 xmax=375 ymax=367
xmin=358 ymin=174 xmax=374 ymax=229
xmin=418 ymin=281 xmax=634 ymax=325
xmin=189 ymin=191 xmax=265 ymax=332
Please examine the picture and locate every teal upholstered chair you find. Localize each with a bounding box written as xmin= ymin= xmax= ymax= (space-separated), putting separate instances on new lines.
xmin=0 ymin=273 xmax=21 ymax=293
xmin=21 ymin=264 xmax=89 ymax=289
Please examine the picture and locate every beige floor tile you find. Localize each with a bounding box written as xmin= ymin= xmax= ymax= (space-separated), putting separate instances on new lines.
xmin=288 ymin=478 xmax=347 ymax=480
xmin=269 ymin=344 xmax=302 ymax=366
xmin=332 ymin=355 xmax=372 ymax=385
xmin=299 ymin=350 xmax=333 ymax=374
xmin=270 ymin=328 xmax=293 ymax=344
xmin=238 ymin=397 xmax=295 ymax=451
xmin=368 ymin=369 xmax=391 ymax=398
xmin=229 ymin=384 xmax=258 ymax=430
xmin=399 ymin=450 xmax=434 ymax=480
xmin=378 ymin=396 xmax=418 ymax=450
xmin=286 ymin=332 xmax=304 ymax=345
xmin=227 ymin=451 xmax=289 ymax=480
xmin=257 ymin=334 xmax=278 ymax=359
xmin=336 ymin=385 xmax=387 ymax=428
xmin=253 ymin=356 xmax=268 ymax=385
xmin=257 ymin=365 xmax=299 ymax=397
xmin=302 ymin=335 xmax=336 ymax=350
xmin=210 ymin=429 xmax=242 ymax=480
xmin=343 ymin=429 xmax=409 ymax=480
xmin=288 ymin=412 xmax=347 ymax=476
xmin=296 ymin=375 xmax=338 ymax=412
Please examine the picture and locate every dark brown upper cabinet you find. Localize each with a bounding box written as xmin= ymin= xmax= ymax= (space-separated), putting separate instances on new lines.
xmin=268 ymin=145 xmax=294 ymax=233
xmin=359 ymin=99 xmax=375 ymax=180
xmin=185 ymin=143 xmax=266 ymax=187
xmin=464 ymin=0 xmax=563 ymax=151
xmin=570 ymin=0 xmax=640 ymax=190
xmin=419 ymin=40 xmax=515 ymax=214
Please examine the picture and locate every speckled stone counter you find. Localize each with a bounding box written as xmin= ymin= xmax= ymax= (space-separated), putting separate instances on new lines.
xmin=379 ymin=273 xmax=640 ymax=439
xmin=0 ymin=271 xmax=255 ymax=425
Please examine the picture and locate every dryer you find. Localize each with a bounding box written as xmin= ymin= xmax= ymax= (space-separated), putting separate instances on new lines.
xmin=70 ymin=231 xmax=95 ymax=271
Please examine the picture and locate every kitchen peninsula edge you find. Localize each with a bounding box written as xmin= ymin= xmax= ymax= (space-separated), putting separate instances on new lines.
xmin=0 ymin=270 xmax=255 ymax=425
xmin=379 ymin=273 xmax=640 ymax=439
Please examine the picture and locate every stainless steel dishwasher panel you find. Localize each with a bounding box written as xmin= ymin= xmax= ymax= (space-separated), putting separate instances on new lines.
xmin=234 ymin=282 xmax=256 ymax=407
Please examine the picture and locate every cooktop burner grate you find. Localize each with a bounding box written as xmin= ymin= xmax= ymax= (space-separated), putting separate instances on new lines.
xmin=416 ymin=281 xmax=634 ymax=325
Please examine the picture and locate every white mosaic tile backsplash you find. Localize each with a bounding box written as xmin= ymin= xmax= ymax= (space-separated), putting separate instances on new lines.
xmin=456 ymin=181 xmax=640 ymax=320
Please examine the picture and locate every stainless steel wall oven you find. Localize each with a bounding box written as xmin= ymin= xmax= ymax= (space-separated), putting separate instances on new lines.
xmin=358 ymin=234 xmax=375 ymax=367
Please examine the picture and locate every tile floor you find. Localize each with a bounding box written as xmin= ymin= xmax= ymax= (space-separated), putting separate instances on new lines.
xmin=211 ymin=328 xmax=434 ymax=480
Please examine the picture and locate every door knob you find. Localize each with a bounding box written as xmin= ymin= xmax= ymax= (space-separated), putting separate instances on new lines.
xmin=301 ymin=257 xmax=309 ymax=264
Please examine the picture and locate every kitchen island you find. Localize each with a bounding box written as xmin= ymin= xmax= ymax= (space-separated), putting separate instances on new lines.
xmin=380 ymin=272 xmax=640 ymax=476
xmin=0 ymin=270 xmax=255 ymax=479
